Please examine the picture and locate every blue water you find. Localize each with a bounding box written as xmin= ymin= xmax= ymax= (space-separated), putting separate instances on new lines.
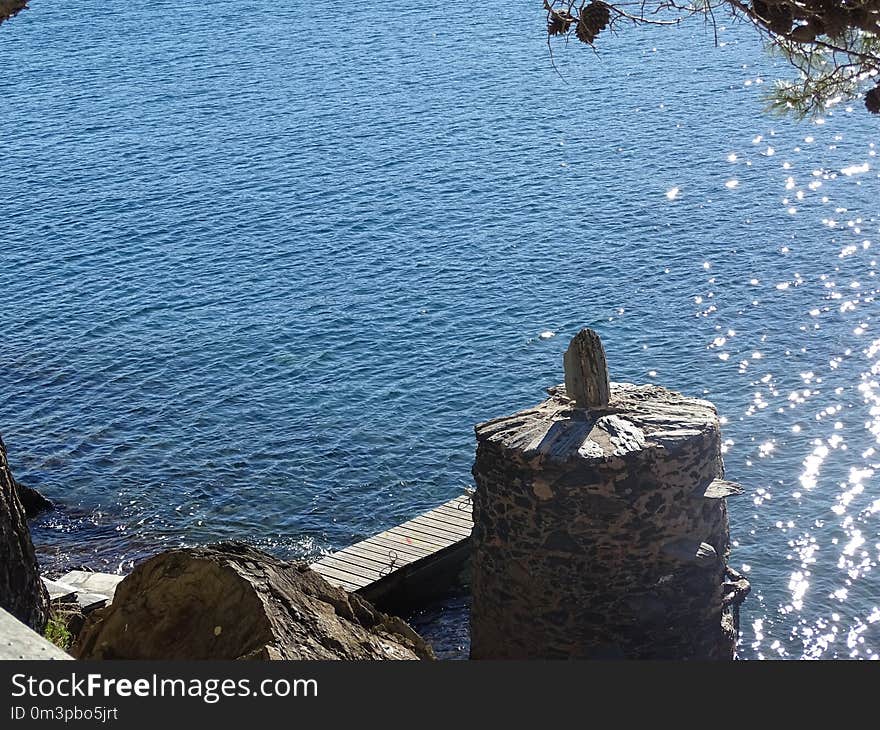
xmin=2 ymin=1 xmax=879 ymax=659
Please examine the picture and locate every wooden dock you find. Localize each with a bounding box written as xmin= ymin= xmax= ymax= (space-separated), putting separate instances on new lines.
xmin=310 ymin=493 xmax=473 ymax=607
xmin=30 ymin=494 xmax=473 ymax=622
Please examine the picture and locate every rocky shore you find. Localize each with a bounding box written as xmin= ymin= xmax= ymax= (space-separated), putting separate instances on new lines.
xmin=0 ymin=436 xmax=435 ymax=660
xmin=1 ymin=331 xmax=748 ymax=661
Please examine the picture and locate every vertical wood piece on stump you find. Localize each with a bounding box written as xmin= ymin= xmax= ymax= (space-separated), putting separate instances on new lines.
xmin=563 ymin=328 xmax=611 ymax=409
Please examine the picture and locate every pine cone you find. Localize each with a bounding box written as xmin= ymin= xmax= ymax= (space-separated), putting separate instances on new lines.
xmin=576 ymin=1 xmax=611 ymax=45
xmin=547 ymin=8 xmax=575 ymax=36
xmin=0 ymin=0 xmax=28 ymax=26
xmin=865 ymin=85 xmax=880 ymax=115
xmin=788 ymin=23 xmax=817 ymax=42
xmin=817 ymin=6 xmax=850 ymax=38
xmin=752 ymin=0 xmax=794 ymax=35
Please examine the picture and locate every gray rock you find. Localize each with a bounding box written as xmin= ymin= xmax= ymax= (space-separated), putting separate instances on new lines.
xmin=661 ymin=538 xmax=719 ymax=567
xmin=73 ymin=592 xmax=109 ymax=613
xmin=701 ymin=479 xmax=744 ymax=499
xmin=57 ymin=570 xmax=123 ymax=601
xmin=40 ymin=577 xmax=78 ymax=603
xmin=591 ymin=414 xmax=646 ymax=457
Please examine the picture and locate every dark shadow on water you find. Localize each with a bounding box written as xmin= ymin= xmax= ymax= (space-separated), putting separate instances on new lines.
xmin=405 ymin=585 xmax=471 ymax=661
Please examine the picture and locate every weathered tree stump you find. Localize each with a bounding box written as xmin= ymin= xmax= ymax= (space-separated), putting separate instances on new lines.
xmin=469 ymin=330 xmax=746 ymax=659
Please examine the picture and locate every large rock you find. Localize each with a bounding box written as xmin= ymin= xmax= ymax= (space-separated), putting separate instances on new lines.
xmin=73 ymin=542 xmax=435 ymax=660
xmin=0 ymin=435 xmax=49 ymax=633
xmin=14 ymin=479 xmax=53 ymax=519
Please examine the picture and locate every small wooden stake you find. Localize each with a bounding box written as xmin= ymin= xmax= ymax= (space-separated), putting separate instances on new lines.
xmin=563 ymin=328 xmax=611 ymax=409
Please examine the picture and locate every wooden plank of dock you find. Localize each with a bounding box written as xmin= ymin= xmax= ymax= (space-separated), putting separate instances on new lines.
xmin=310 ymin=494 xmax=473 ymax=606
xmin=25 ymin=497 xmax=472 ymax=617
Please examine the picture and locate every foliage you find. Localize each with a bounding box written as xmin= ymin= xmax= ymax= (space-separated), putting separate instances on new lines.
xmin=544 ymin=0 xmax=880 ymax=116
xmin=3 ymin=0 xmax=877 ymax=116
xmin=0 ymin=0 xmax=27 ymax=27
xmin=44 ymin=611 xmax=72 ymax=652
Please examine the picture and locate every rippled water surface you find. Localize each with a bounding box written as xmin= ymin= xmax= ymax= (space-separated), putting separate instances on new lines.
xmin=2 ymin=1 xmax=880 ymax=659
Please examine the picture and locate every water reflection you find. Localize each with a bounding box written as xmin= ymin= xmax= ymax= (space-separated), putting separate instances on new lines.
xmin=2 ymin=4 xmax=878 ymax=660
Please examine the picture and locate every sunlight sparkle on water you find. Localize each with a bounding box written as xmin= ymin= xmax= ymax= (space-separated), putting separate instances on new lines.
xmin=788 ymin=571 xmax=809 ymax=611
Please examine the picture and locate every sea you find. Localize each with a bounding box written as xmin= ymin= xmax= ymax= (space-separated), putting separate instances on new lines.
xmin=1 ymin=0 xmax=879 ymax=659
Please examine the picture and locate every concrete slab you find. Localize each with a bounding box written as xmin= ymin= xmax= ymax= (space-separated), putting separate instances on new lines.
xmin=58 ymin=570 xmax=124 ymax=600
xmin=0 ymin=608 xmax=72 ymax=660
xmin=40 ymin=577 xmax=78 ymax=602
